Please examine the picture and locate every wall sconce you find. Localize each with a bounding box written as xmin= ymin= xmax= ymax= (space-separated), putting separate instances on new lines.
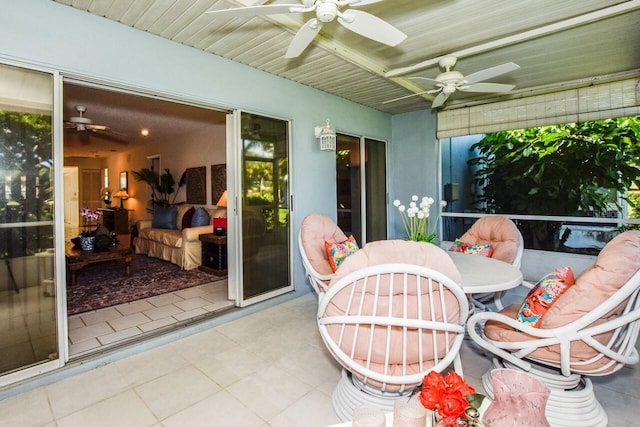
xmin=315 ymin=119 xmax=336 ymax=151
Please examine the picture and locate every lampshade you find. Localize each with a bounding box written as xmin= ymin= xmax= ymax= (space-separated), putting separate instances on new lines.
xmin=113 ymin=190 xmax=129 ymax=209
xmin=216 ymin=190 xmax=227 ymax=207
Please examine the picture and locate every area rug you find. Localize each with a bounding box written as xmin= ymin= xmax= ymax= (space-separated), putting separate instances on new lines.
xmin=67 ymin=254 xmax=226 ymax=315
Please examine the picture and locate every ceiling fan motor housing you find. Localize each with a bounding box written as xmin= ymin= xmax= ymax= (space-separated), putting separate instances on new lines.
xmin=316 ymin=2 xmax=338 ymax=22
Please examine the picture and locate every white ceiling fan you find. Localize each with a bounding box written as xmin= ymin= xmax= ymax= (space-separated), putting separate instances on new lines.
xmin=205 ymin=0 xmax=406 ymax=59
xmin=64 ymin=105 xmax=128 ymax=144
xmin=384 ymin=56 xmax=520 ymax=109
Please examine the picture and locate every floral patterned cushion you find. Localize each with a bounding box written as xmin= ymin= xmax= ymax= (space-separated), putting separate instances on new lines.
xmin=450 ymin=239 xmax=494 ymax=257
xmin=325 ymin=235 xmax=360 ymax=272
xmin=516 ymin=267 xmax=575 ymax=327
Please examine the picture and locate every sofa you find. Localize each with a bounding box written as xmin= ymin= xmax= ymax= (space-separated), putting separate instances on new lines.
xmin=134 ymin=204 xmax=226 ymax=270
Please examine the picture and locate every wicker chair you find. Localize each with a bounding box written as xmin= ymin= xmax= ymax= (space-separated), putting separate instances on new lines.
xmin=452 ymin=215 xmax=524 ymax=310
xmin=466 ymin=230 xmax=640 ymax=427
xmin=298 ymin=214 xmax=349 ymax=294
xmin=317 ymin=240 xmax=469 ymax=420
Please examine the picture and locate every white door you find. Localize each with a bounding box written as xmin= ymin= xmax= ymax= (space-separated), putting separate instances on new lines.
xmin=63 ymin=166 xmax=79 ymax=227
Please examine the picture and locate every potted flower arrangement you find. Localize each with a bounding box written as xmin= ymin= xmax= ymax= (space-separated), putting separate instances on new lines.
xmin=393 ymin=195 xmax=447 ymax=243
xmin=416 ymin=371 xmax=485 ymax=427
xmin=79 ymin=207 xmax=102 ymax=250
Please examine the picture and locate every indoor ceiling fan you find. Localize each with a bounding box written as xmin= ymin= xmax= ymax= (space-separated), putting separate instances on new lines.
xmin=384 ymin=57 xmax=520 ymax=109
xmin=64 ymin=105 xmax=128 ymax=144
xmin=205 ymin=0 xmax=406 ymax=59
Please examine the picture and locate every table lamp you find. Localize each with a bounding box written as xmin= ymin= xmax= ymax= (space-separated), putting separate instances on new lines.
xmin=216 ymin=190 xmax=227 ymax=207
xmin=113 ymin=189 xmax=129 ymax=209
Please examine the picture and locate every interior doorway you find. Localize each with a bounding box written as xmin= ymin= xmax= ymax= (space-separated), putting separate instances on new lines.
xmin=63 ymin=167 xmax=79 ymax=228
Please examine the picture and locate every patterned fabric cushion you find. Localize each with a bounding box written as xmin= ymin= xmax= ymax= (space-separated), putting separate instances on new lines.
xmin=516 ymin=267 xmax=575 ymax=327
xmin=450 ymin=239 xmax=494 ymax=257
xmin=325 ymin=235 xmax=360 ymax=272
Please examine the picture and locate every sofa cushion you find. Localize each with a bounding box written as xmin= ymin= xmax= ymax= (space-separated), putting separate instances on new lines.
xmin=191 ymin=207 xmax=211 ymax=227
xmin=138 ymin=227 xmax=183 ymax=247
xmin=152 ymin=205 xmax=178 ymax=229
xmin=177 ymin=205 xmax=195 ymax=230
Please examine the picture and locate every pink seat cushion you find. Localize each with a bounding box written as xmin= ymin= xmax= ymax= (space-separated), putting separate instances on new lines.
xmin=458 ymin=216 xmax=520 ymax=265
xmin=542 ymin=230 xmax=640 ymax=328
xmin=300 ymin=214 xmax=348 ymax=276
xmin=484 ymin=230 xmax=640 ymax=373
xmin=325 ymin=240 xmax=463 ymax=388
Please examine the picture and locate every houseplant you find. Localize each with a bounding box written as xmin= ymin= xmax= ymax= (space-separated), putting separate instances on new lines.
xmin=79 ymin=207 xmax=102 ymax=250
xmin=132 ymin=168 xmax=186 ymax=211
xmin=393 ymin=195 xmax=447 ymax=243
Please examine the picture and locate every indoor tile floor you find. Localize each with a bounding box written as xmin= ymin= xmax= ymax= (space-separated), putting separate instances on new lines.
xmin=68 ymin=280 xmax=234 ymax=357
xmin=0 ymin=287 xmax=638 ymax=427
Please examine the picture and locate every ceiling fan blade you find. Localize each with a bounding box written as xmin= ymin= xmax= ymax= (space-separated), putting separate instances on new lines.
xmin=459 ymin=82 xmax=515 ymax=93
xmin=409 ymin=76 xmax=442 ymax=88
xmin=345 ymin=0 xmax=385 ymax=6
xmin=205 ymin=4 xmax=305 ymax=18
xmin=382 ymin=90 xmax=434 ymax=105
xmin=464 ymin=62 xmax=520 ymax=85
xmin=337 ymin=9 xmax=406 ymax=46
xmin=431 ymin=92 xmax=449 ymax=109
xmin=285 ymin=18 xmax=323 ymax=58
xmin=89 ymin=129 xmax=129 ymax=144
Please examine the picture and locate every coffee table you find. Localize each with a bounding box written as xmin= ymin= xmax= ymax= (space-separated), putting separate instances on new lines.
xmin=65 ymin=238 xmax=133 ymax=286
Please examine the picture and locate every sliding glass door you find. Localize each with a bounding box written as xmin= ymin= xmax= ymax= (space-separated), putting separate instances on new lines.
xmin=336 ymin=134 xmax=387 ymax=244
xmin=0 ymin=63 xmax=60 ymax=383
xmin=237 ymin=112 xmax=291 ymax=303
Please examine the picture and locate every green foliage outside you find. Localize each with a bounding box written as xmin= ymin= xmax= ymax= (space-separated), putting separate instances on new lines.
xmin=468 ymin=117 xmax=640 ymax=250
xmin=0 ymin=110 xmax=54 ymax=257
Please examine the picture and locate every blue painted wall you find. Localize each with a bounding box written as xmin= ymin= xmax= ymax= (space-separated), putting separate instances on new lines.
xmin=0 ymin=0 xmax=439 ymax=294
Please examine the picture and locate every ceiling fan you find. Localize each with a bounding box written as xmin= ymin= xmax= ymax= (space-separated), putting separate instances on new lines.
xmin=205 ymin=0 xmax=406 ymax=59
xmin=384 ymin=57 xmax=520 ymax=109
xmin=64 ymin=105 xmax=128 ymax=144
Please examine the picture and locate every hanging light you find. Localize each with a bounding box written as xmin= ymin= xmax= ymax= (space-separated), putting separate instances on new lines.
xmin=315 ymin=119 xmax=336 ymax=151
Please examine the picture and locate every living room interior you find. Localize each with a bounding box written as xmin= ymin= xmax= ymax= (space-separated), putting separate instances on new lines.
xmin=1 ymin=1 xmax=639 ymax=425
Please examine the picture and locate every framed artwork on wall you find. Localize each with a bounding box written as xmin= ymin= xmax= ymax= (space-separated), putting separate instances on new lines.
xmin=211 ymin=164 xmax=226 ymax=206
xmin=119 ymin=171 xmax=128 ymax=192
xmin=186 ymin=166 xmax=207 ymax=205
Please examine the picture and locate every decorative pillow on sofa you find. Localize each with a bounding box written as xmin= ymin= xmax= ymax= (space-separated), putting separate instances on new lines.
xmin=191 ymin=207 xmax=211 ymax=227
xmin=325 ymin=235 xmax=360 ymax=272
xmin=516 ymin=266 xmax=575 ymax=327
xmin=181 ymin=206 xmax=196 ymax=230
xmin=449 ymin=239 xmax=494 ymax=257
xmin=152 ymin=205 xmax=178 ymax=230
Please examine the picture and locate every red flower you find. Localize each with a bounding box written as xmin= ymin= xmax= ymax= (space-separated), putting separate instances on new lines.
xmin=416 ymin=371 xmax=478 ymax=427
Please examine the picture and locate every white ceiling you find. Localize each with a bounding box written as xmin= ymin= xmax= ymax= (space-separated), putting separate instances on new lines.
xmin=57 ymin=0 xmax=640 ymax=157
xmin=54 ymin=0 xmax=640 ymax=116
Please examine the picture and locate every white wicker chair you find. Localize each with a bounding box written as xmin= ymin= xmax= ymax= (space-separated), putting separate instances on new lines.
xmin=298 ymin=214 xmax=349 ymax=294
xmin=451 ymin=215 xmax=524 ymax=311
xmin=317 ymin=240 xmax=469 ymax=421
xmin=467 ymin=230 xmax=640 ymax=427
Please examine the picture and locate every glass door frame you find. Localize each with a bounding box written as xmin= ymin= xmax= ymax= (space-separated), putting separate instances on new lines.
xmin=0 ymin=60 xmax=67 ymax=388
xmin=226 ymin=110 xmax=294 ymax=308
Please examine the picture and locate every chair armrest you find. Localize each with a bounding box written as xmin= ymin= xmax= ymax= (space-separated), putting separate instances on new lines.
xmin=137 ymin=220 xmax=152 ymax=231
xmin=183 ymin=225 xmax=213 ymax=242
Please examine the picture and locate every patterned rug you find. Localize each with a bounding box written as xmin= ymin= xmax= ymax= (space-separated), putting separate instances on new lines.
xmin=67 ymin=254 xmax=225 ymax=315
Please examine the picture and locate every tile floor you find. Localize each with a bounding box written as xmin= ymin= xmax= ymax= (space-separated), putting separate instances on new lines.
xmin=0 ymin=287 xmax=638 ymax=427
xmin=68 ymin=280 xmax=234 ymax=357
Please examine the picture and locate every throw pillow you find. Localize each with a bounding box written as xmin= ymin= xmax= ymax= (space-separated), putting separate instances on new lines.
xmin=325 ymin=235 xmax=360 ymax=272
xmin=516 ymin=266 xmax=575 ymax=327
xmin=152 ymin=205 xmax=178 ymax=230
xmin=181 ymin=206 xmax=196 ymax=230
xmin=450 ymin=239 xmax=494 ymax=257
xmin=191 ymin=207 xmax=211 ymax=227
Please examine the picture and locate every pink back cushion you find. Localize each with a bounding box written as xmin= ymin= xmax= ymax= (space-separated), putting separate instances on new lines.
xmin=459 ymin=216 xmax=520 ymax=264
xmin=325 ymin=240 xmax=463 ymax=388
xmin=300 ymin=214 xmax=348 ymax=276
xmin=541 ymin=230 xmax=640 ymax=328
